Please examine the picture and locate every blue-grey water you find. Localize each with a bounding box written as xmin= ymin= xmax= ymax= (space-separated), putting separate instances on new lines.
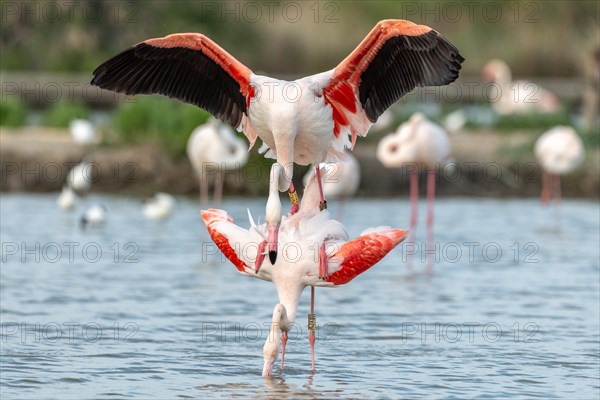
xmin=1 ymin=194 xmax=599 ymax=399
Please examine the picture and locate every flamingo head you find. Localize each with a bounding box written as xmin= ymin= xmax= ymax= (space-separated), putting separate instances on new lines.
xmin=376 ymin=118 xmax=419 ymax=168
xmin=262 ymin=338 xmax=279 ymax=377
xmin=481 ymin=59 xmax=511 ymax=83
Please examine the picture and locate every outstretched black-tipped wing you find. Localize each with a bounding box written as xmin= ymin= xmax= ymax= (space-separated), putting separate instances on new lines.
xmin=91 ymin=33 xmax=254 ymax=129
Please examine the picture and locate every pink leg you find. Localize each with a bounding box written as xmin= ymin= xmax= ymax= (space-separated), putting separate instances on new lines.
xmin=315 ymin=166 xmax=327 ymax=211
xmin=407 ymin=167 xmax=419 ymax=269
xmin=319 ymin=242 xmax=328 ymax=279
xmin=540 ymin=170 xmax=551 ymax=206
xmin=288 ymin=182 xmax=299 ymax=215
xmin=553 ymin=174 xmax=562 ymax=227
xmin=308 ymin=286 xmax=316 ymax=373
xmin=280 ymin=331 xmax=288 ymax=372
xmin=426 ymin=168 xmax=436 ymax=271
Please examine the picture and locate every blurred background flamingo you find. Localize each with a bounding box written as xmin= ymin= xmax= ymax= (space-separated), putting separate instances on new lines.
xmin=303 ymin=152 xmax=360 ymax=220
xmin=534 ymin=126 xmax=585 ymax=206
xmin=481 ymin=59 xmax=561 ymax=115
xmin=186 ymin=118 xmax=248 ymax=207
xmin=377 ymin=113 xmax=452 ymax=268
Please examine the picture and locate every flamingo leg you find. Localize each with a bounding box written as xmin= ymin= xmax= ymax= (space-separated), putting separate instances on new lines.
xmin=288 ymin=182 xmax=299 ymax=215
xmin=280 ymin=331 xmax=288 ymax=372
xmin=553 ymin=173 xmax=562 ymax=228
xmin=308 ymin=286 xmax=316 ymax=373
xmin=200 ymin=175 xmax=209 ymax=208
xmin=540 ymin=170 xmax=551 ymax=206
xmin=407 ymin=166 xmax=419 ymax=268
xmin=426 ymin=167 xmax=436 ymax=271
xmin=213 ymin=169 xmax=224 ymax=207
xmin=315 ymin=166 xmax=327 ymax=211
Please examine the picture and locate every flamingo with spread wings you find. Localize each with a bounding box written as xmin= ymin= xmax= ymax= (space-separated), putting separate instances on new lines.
xmin=201 ymin=169 xmax=408 ymax=376
xmin=92 ymin=19 xmax=462 ymax=264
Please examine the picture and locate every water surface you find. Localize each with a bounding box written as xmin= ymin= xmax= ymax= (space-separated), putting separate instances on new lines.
xmin=1 ymin=194 xmax=599 ymax=399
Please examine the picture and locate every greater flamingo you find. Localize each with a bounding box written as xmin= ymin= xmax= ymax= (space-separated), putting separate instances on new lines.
xmin=201 ymin=169 xmax=407 ymax=376
xmin=57 ymin=185 xmax=77 ymax=211
xmin=376 ymin=113 xmax=451 ymax=268
xmin=534 ymin=126 xmax=585 ymax=206
xmin=67 ymin=160 xmax=93 ymax=195
xmin=69 ymin=119 xmax=97 ymax=145
xmin=92 ymin=19 xmax=463 ymax=263
xmin=302 ymin=152 xmax=361 ymax=219
xmin=143 ymin=192 xmax=175 ymax=220
xmin=481 ymin=59 xmax=560 ymax=115
xmin=80 ymin=204 xmax=107 ymax=228
xmin=186 ymin=118 xmax=248 ymax=206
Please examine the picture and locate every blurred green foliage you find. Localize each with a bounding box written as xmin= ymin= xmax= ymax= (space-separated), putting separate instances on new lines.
xmin=42 ymin=102 xmax=90 ymax=127
xmin=0 ymin=99 xmax=27 ymax=126
xmin=111 ymin=97 xmax=210 ymax=157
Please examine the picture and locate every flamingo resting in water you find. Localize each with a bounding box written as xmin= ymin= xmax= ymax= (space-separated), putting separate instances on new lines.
xmin=481 ymin=59 xmax=560 ymax=115
xmin=91 ymin=19 xmax=463 ymax=264
xmin=534 ymin=126 xmax=585 ymax=206
xmin=186 ymin=118 xmax=248 ymax=207
xmin=201 ymin=167 xmax=407 ymax=376
xmin=376 ymin=113 xmax=451 ymax=268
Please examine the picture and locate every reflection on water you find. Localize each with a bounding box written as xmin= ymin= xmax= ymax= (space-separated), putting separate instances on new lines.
xmin=1 ymin=194 xmax=599 ymax=399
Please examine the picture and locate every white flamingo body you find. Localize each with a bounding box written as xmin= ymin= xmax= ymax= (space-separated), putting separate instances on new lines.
xmin=534 ymin=126 xmax=584 ymax=175
xmin=69 ymin=119 xmax=97 ymax=145
xmin=534 ymin=126 xmax=585 ymax=205
xmin=187 ymin=119 xmax=248 ymax=205
xmin=92 ymin=19 xmax=463 ymax=262
xmin=57 ymin=186 xmax=77 ymax=211
xmin=143 ymin=192 xmax=175 ymax=220
xmin=67 ymin=161 xmax=92 ymax=193
xmin=202 ymin=174 xmax=407 ymax=375
xmin=482 ymin=59 xmax=560 ymax=115
xmin=81 ymin=205 xmax=107 ymax=228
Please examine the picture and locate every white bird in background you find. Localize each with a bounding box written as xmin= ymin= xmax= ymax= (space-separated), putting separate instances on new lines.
xmin=143 ymin=192 xmax=175 ymax=220
xmin=91 ymin=19 xmax=463 ymax=265
xmin=377 ymin=113 xmax=452 ymax=268
xmin=481 ymin=59 xmax=560 ymax=115
xmin=303 ymin=152 xmax=361 ymax=220
xmin=534 ymin=126 xmax=585 ymax=206
xmin=201 ymin=171 xmax=407 ymax=376
xmin=186 ymin=118 xmax=248 ymax=207
xmin=69 ymin=119 xmax=97 ymax=145
xmin=57 ymin=185 xmax=77 ymax=211
xmin=80 ymin=204 xmax=107 ymax=228
xmin=67 ymin=160 xmax=93 ymax=194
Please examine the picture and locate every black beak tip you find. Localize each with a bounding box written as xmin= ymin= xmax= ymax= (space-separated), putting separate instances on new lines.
xmin=269 ymin=251 xmax=277 ymax=265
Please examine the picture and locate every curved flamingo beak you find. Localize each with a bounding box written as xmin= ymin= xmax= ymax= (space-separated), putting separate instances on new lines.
xmin=267 ymin=224 xmax=279 ymax=264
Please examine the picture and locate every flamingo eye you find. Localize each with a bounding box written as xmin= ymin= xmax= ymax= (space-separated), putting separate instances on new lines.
xmin=229 ymin=145 xmax=237 ymax=155
xmin=389 ymin=144 xmax=398 ymax=153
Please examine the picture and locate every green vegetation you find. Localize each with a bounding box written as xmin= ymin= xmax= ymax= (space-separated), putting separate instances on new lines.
xmin=42 ymin=101 xmax=90 ymax=127
xmin=111 ymin=97 xmax=210 ymax=157
xmin=0 ymin=99 xmax=27 ymax=127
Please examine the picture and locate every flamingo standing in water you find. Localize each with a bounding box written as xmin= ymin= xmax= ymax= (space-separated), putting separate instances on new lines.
xmin=481 ymin=59 xmax=560 ymax=115
xmin=302 ymin=152 xmax=361 ymax=220
xmin=534 ymin=126 xmax=585 ymax=206
xmin=91 ymin=19 xmax=463 ymax=264
xmin=186 ymin=118 xmax=248 ymax=207
xmin=376 ymin=113 xmax=451 ymax=268
xmin=201 ymin=167 xmax=407 ymax=376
